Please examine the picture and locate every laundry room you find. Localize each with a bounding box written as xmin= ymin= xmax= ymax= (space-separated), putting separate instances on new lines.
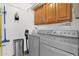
xmin=0 ymin=3 xmax=79 ymax=56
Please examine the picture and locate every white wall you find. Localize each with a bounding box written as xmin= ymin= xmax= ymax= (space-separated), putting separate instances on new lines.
xmin=2 ymin=3 xmax=35 ymax=56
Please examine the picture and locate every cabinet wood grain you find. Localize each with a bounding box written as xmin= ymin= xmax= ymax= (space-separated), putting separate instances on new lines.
xmin=34 ymin=3 xmax=72 ymax=25
xmin=56 ymin=3 xmax=72 ymax=23
xmin=45 ymin=4 xmax=56 ymax=24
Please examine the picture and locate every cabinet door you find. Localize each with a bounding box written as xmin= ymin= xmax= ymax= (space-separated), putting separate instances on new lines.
xmin=40 ymin=5 xmax=46 ymax=24
xmin=34 ymin=5 xmax=45 ymax=25
xmin=56 ymin=3 xmax=72 ymax=22
xmin=35 ymin=7 xmax=41 ymax=25
xmin=45 ymin=3 xmax=56 ymax=24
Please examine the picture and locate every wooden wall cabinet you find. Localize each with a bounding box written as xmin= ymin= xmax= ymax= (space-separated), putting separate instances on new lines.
xmin=34 ymin=3 xmax=72 ymax=25
xmin=56 ymin=3 xmax=72 ymax=23
xmin=45 ymin=4 xmax=56 ymax=24
xmin=34 ymin=5 xmax=46 ymax=25
xmin=34 ymin=7 xmax=41 ymax=25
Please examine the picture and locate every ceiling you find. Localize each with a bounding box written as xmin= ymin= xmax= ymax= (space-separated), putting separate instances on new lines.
xmin=5 ymin=3 xmax=36 ymax=11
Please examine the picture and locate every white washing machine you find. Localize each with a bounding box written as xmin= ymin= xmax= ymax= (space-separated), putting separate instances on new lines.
xmin=39 ymin=30 xmax=79 ymax=56
xmin=29 ymin=35 xmax=40 ymax=56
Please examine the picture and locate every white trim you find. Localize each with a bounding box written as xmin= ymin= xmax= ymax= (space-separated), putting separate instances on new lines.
xmin=31 ymin=3 xmax=44 ymax=10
